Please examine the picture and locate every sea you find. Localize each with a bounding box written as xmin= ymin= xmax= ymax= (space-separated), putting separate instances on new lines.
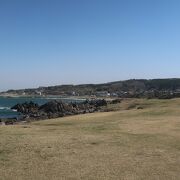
xmin=0 ymin=96 xmax=84 ymax=119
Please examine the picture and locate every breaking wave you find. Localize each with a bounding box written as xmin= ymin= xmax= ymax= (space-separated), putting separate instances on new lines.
xmin=0 ymin=106 xmax=10 ymax=110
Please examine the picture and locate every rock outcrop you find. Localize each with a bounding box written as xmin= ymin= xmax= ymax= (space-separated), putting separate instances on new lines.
xmin=11 ymin=101 xmax=39 ymax=114
xmin=11 ymin=99 xmax=108 ymax=121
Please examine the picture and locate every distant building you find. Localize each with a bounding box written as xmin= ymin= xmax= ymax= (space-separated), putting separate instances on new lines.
xmin=111 ymin=93 xmax=118 ymax=97
xmin=72 ymin=91 xmax=76 ymax=96
xmin=35 ymin=91 xmax=42 ymax=96
xmin=96 ymin=91 xmax=110 ymax=97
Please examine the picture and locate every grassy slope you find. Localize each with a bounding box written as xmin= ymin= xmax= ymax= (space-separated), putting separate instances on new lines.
xmin=0 ymin=99 xmax=180 ymax=180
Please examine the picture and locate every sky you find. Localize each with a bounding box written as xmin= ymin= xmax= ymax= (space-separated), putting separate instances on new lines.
xmin=0 ymin=0 xmax=180 ymax=91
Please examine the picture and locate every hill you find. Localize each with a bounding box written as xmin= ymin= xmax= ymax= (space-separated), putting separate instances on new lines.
xmin=1 ymin=78 xmax=180 ymax=99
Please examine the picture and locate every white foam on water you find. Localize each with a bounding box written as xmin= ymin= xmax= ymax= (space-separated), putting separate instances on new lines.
xmin=12 ymin=109 xmax=17 ymax=112
xmin=0 ymin=106 xmax=10 ymax=110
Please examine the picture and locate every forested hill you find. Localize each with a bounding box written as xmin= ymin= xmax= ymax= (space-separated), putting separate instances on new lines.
xmin=2 ymin=79 xmax=180 ymax=98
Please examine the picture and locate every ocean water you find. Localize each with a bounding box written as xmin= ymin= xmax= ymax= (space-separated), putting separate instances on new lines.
xmin=0 ymin=97 xmax=84 ymax=119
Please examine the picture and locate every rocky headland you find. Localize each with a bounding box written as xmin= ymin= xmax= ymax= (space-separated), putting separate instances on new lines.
xmin=0 ymin=99 xmax=114 ymax=125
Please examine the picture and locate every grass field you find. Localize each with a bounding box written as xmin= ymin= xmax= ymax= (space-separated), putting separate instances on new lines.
xmin=0 ymin=98 xmax=180 ymax=180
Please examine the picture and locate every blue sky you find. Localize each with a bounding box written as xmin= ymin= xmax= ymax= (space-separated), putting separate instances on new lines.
xmin=0 ymin=0 xmax=180 ymax=90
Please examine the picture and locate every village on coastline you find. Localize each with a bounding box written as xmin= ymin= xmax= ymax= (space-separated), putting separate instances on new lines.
xmin=1 ymin=79 xmax=180 ymax=99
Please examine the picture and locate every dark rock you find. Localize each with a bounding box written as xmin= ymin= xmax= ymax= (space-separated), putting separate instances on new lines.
xmin=11 ymin=99 xmax=108 ymax=122
xmin=2 ymin=118 xmax=17 ymax=125
xmin=11 ymin=101 xmax=39 ymax=114
xmin=110 ymin=99 xmax=122 ymax=104
xmin=39 ymin=100 xmax=73 ymax=114
xmin=84 ymin=99 xmax=107 ymax=107
xmin=137 ymin=106 xmax=144 ymax=110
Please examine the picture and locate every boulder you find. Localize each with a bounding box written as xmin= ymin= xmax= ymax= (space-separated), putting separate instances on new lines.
xmin=110 ymin=99 xmax=122 ymax=104
xmin=11 ymin=101 xmax=39 ymax=114
xmin=84 ymin=99 xmax=107 ymax=107
xmin=1 ymin=118 xmax=17 ymax=125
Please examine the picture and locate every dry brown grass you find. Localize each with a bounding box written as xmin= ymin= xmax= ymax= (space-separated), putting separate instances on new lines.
xmin=1 ymin=98 xmax=180 ymax=180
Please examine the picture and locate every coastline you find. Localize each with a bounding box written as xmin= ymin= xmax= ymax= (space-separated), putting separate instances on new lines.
xmin=0 ymin=94 xmax=87 ymax=101
xmin=0 ymin=95 xmax=90 ymax=121
xmin=0 ymin=98 xmax=112 ymax=125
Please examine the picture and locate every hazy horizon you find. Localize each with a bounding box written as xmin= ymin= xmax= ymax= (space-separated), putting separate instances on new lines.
xmin=1 ymin=0 xmax=180 ymax=91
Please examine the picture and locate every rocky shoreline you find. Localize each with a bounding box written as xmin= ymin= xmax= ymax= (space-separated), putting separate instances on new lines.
xmin=0 ymin=99 xmax=120 ymax=125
